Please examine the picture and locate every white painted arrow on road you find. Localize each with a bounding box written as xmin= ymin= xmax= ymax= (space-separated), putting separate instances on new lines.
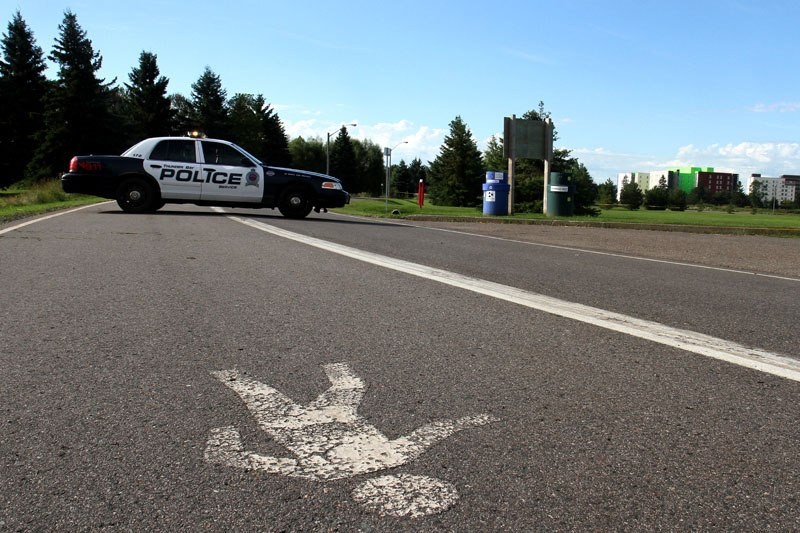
xmin=205 ymin=363 xmax=498 ymax=517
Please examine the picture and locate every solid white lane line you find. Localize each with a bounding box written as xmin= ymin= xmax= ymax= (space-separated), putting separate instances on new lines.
xmin=223 ymin=213 xmax=800 ymax=383
xmin=0 ymin=202 xmax=108 ymax=236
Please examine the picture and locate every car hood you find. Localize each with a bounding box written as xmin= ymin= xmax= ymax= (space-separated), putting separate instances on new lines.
xmin=263 ymin=166 xmax=342 ymax=183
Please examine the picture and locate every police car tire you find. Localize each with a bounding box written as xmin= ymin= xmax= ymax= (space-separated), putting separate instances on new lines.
xmin=116 ymin=177 xmax=157 ymax=214
xmin=278 ymin=187 xmax=313 ymax=219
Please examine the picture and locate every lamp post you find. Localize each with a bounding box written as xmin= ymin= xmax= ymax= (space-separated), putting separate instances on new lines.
xmin=384 ymin=141 xmax=408 ymax=212
xmin=326 ymin=123 xmax=357 ymax=176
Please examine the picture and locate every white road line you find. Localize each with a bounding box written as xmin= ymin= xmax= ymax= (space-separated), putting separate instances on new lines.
xmin=0 ymin=203 xmax=108 ymax=236
xmin=222 ymin=211 xmax=800 ymax=383
xmin=333 ymin=212 xmax=800 ymax=283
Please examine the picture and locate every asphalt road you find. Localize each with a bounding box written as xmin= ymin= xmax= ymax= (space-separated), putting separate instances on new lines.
xmin=2 ymin=203 xmax=799 ymax=531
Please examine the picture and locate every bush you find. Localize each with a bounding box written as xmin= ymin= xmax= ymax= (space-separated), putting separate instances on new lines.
xmin=514 ymin=201 xmax=543 ymax=214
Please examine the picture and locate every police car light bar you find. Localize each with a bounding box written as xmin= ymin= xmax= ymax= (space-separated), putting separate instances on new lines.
xmin=187 ymin=131 xmax=207 ymax=138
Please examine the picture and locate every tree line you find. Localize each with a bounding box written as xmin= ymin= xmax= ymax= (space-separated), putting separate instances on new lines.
xmin=1 ymin=9 xmax=599 ymax=212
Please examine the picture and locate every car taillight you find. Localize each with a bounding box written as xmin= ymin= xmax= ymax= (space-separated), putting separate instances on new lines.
xmin=69 ymin=156 xmax=78 ymax=172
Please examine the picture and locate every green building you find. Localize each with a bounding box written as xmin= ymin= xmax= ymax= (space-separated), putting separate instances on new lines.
xmin=671 ymin=167 xmax=714 ymax=193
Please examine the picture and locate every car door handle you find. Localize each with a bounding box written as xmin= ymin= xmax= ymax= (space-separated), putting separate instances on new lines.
xmin=149 ymin=164 xmax=162 ymax=169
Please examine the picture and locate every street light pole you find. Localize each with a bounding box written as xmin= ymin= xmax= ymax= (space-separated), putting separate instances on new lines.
xmin=326 ymin=123 xmax=357 ymax=176
xmin=384 ymin=141 xmax=408 ymax=212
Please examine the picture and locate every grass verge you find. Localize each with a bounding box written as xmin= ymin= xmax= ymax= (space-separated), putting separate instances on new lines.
xmin=0 ymin=180 xmax=105 ymax=224
xmin=333 ymin=198 xmax=800 ymax=232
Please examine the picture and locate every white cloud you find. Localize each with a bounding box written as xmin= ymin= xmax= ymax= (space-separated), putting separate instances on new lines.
xmin=749 ymin=102 xmax=800 ymax=113
xmin=573 ymin=142 xmax=800 ymax=181
xmin=675 ymin=142 xmax=800 ymax=175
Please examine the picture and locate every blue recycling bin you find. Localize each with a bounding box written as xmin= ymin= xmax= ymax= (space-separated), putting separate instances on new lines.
xmin=483 ymin=171 xmax=509 ymax=216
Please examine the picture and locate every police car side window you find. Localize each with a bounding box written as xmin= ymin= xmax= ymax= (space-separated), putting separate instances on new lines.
xmin=150 ymin=140 xmax=196 ymax=163
xmin=202 ymin=141 xmax=251 ymax=167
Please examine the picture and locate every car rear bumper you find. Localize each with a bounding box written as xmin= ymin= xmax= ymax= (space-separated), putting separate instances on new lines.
xmin=61 ymin=173 xmax=116 ymax=199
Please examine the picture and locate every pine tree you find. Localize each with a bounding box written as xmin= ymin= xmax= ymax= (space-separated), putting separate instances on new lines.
xmin=0 ymin=11 xmax=48 ymax=186
xmin=329 ymin=126 xmax=357 ymax=191
xmin=408 ymin=158 xmax=428 ymax=192
xmin=260 ymin=102 xmax=291 ymax=167
xmin=483 ymin=135 xmax=505 ymax=172
xmin=227 ymin=93 xmax=291 ymax=166
xmin=124 ymin=51 xmax=172 ymax=141
xmin=427 ymin=116 xmax=484 ymax=206
xmin=28 ymin=10 xmax=116 ymax=180
xmin=392 ymin=159 xmax=412 ymax=196
xmin=169 ymin=93 xmax=193 ymax=135
xmin=190 ymin=67 xmax=227 ymax=137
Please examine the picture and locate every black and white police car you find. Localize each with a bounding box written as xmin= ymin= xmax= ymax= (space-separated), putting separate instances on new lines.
xmin=61 ymin=135 xmax=350 ymax=218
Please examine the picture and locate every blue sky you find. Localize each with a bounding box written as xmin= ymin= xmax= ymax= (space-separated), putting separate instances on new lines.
xmin=6 ymin=0 xmax=800 ymax=181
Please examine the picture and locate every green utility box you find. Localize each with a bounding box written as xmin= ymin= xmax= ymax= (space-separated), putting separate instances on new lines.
xmin=546 ymin=172 xmax=574 ymax=216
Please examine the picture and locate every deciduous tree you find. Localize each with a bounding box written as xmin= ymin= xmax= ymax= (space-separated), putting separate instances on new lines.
xmin=288 ymin=136 xmax=325 ymax=174
xmin=352 ymin=138 xmax=384 ymax=195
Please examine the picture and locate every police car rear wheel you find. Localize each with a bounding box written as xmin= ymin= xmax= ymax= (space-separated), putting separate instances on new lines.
xmin=116 ymin=177 xmax=157 ymax=213
xmin=279 ymin=188 xmax=313 ymax=219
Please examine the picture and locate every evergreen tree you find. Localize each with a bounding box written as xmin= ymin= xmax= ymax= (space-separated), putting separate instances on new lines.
xmin=748 ymin=179 xmax=766 ymax=208
xmin=190 ymin=67 xmax=227 ymax=137
xmin=597 ymin=178 xmax=617 ymax=205
xmin=28 ymin=10 xmax=116 ymax=180
xmin=259 ymin=100 xmax=291 ymax=167
xmin=169 ymin=93 xmax=194 ymax=135
xmin=428 ymin=116 xmax=484 ymax=207
xmin=483 ymin=135 xmax=505 ymax=172
xmin=644 ymin=180 xmax=669 ymax=209
xmin=227 ymin=93 xmax=263 ymax=153
xmin=620 ymin=181 xmax=644 ymax=209
xmin=0 ymin=11 xmax=48 ymax=186
xmin=669 ymin=188 xmax=688 ymax=211
xmin=688 ymin=183 xmax=708 ymax=205
xmin=408 ymin=158 xmax=428 ymax=189
xmin=329 ymin=126 xmax=357 ymax=191
xmin=124 ymin=51 xmax=172 ymax=141
xmin=392 ymin=159 xmax=412 ymax=196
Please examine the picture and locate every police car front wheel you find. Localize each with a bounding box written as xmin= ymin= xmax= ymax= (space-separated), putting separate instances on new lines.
xmin=279 ymin=188 xmax=313 ymax=219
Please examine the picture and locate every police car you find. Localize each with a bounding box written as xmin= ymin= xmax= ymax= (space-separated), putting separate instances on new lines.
xmin=61 ymin=135 xmax=350 ymax=218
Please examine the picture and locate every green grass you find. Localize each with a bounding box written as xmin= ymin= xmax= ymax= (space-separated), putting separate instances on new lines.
xmin=0 ymin=180 xmax=105 ymax=223
xmin=334 ymin=198 xmax=800 ymax=230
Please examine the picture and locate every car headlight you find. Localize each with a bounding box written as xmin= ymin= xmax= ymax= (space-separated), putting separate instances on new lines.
xmin=322 ymin=181 xmax=342 ymax=190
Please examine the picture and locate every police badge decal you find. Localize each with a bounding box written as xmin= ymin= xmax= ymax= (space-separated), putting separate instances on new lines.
xmin=245 ymin=170 xmax=260 ymax=187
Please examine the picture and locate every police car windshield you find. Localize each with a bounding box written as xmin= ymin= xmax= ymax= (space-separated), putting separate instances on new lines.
xmin=232 ymin=143 xmax=263 ymax=166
